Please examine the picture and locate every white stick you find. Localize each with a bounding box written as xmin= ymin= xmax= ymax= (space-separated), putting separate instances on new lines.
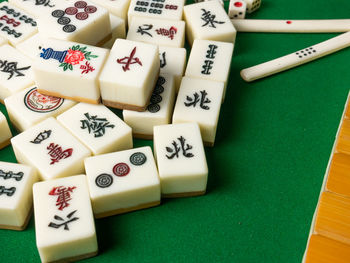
xmin=240 ymin=31 xmax=350 ymax=82
xmin=231 ymin=19 xmax=350 ymax=33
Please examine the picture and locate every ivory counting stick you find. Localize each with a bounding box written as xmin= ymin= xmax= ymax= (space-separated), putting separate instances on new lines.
xmin=240 ymin=31 xmax=350 ymax=82
xmin=231 ymin=19 xmax=350 ymax=33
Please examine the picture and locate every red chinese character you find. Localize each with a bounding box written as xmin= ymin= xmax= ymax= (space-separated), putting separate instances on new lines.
xmin=116 ymin=47 xmax=142 ymax=72
xmin=49 ymin=186 xmax=76 ymax=210
xmin=155 ymin=26 xmax=177 ymax=40
xmin=80 ymin=61 xmax=95 ymax=74
xmin=47 ymin=143 xmax=73 ymax=165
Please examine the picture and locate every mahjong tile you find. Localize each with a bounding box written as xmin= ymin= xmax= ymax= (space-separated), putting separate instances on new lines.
xmin=123 ymin=74 xmax=176 ymax=139
xmin=16 ymin=33 xmax=44 ymax=60
xmin=57 ymin=102 xmax=132 ymax=155
xmin=0 ymin=44 xmax=34 ymax=103
xmin=183 ymin=1 xmax=237 ymax=45
xmin=0 ymin=161 xmax=38 ymax=230
xmin=99 ymin=39 xmax=160 ymax=111
xmin=4 ymin=86 xmax=76 ymax=132
xmin=204 ymin=0 xmax=224 ymax=7
xmin=228 ymin=0 xmax=246 ymax=19
xmin=37 ymin=0 xmax=111 ymax=46
xmin=90 ymin=0 xmax=130 ymax=20
xmin=153 ymin=122 xmax=208 ymax=197
xmin=33 ymin=174 xmax=97 ymax=262
xmin=101 ymin=14 xmax=126 ymax=49
xmin=0 ymin=35 xmax=7 ymax=46
xmin=0 ymin=111 xmax=12 ymax=149
xmin=84 ymin=146 xmax=161 ymax=218
xmin=185 ymin=39 xmax=234 ymax=100
xmin=158 ymin=46 xmax=186 ymax=92
xmin=33 ymin=38 xmax=109 ymax=104
xmin=127 ymin=16 xmax=185 ymax=48
xmin=9 ymin=0 xmax=61 ymax=18
xmin=244 ymin=0 xmax=261 ymax=14
xmin=172 ymin=77 xmax=224 ymax=146
xmin=0 ymin=2 xmax=38 ymax=46
xmin=128 ymin=0 xmax=184 ymax=26
xmin=11 ymin=117 xmax=91 ymax=181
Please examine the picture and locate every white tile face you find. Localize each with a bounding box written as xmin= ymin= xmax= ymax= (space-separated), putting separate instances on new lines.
xmin=0 ymin=36 xmax=7 ymax=46
xmin=11 ymin=117 xmax=91 ymax=181
xmin=37 ymin=0 xmax=111 ymax=45
xmin=0 ymin=3 xmax=38 ymax=46
xmin=159 ymin=46 xmax=186 ymax=92
xmin=33 ymin=175 xmax=97 ymax=263
xmin=0 ymin=45 xmax=34 ymax=103
xmin=204 ymin=0 xmax=224 ymax=7
xmin=0 ymin=162 xmax=37 ymax=230
xmin=228 ymin=0 xmax=246 ymax=19
xmin=101 ymin=14 xmax=126 ymax=49
xmin=4 ymin=86 xmax=76 ymax=132
xmin=128 ymin=0 xmax=183 ymax=26
xmin=90 ymin=0 xmax=130 ymax=20
xmin=183 ymin=1 xmax=236 ymax=45
xmin=0 ymin=112 xmax=12 ymax=149
xmin=127 ymin=17 xmax=185 ymax=48
xmin=99 ymin=39 xmax=160 ymax=111
xmin=244 ymin=0 xmax=261 ymax=13
xmin=185 ymin=39 xmax=233 ymax=99
xmin=9 ymin=0 xmax=61 ymax=18
xmin=33 ymin=38 xmax=109 ymax=104
xmin=153 ymin=122 xmax=208 ymax=196
xmin=84 ymin=146 xmax=160 ymax=217
xmin=57 ymin=103 xmax=132 ymax=155
xmin=123 ymin=74 xmax=176 ymax=138
xmin=172 ymin=77 xmax=224 ymax=146
xmin=16 ymin=33 xmax=44 ymax=60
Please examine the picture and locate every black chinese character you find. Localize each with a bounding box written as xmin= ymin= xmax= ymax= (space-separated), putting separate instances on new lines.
xmin=48 ymin=210 xmax=79 ymax=230
xmin=159 ymin=52 xmax=166 ymax=68
xmin=80 ymin=113 xmax=115 ymax=137
xmin=137 ymin=24 xmax=153 ymax=37
xmin=201 ymin=9 xmax=224 ymax=28
xmin=0 ymin=60 xmax=31 ymax=80
xmin=30 ymin=130 xmax=52 ymax=144
xmin=206 ymin=44 xmax=217 ymax=59
xmin=166 ymin=136 xmax=194 ymax=159
xmin=201 ymin=60 xmax=214 ymax=75
xmin=184 ymin=90 xmax=211 ymax=110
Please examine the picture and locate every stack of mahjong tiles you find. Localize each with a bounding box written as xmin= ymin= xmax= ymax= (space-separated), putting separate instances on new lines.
xmin=303 ymin=93 xmax=350 ymax=262
xmin=0 ymin=0 xmax=240 ymax=261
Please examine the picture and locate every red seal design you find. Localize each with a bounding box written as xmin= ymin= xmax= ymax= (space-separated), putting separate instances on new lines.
xmin=65 ymin=7 xmax=78 ymax=15
xmin=76 ymin=12 xmax=88 ymax=20
xmin=24 ymin=88 xmax=64 ymax=113
xmin=74 ymin=1 xmax=87 ymax=8
xmin=84 ymin=6 xmax=97 ymax=13
xmin=113 ymin=163 xmax=130 ymax=177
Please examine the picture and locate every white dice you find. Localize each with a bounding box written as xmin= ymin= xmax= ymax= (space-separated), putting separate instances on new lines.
xmin=128 ymin=0 xmax=184 ymax=26
xmin=33 ymin=174 xmax=97 ymax=263
xmin=99 ymin=39 xmax=160 ymax=111
xmin=229 ymin=0 xmax=246 ymax=19
xmin=0 ymin=111 xmax=12 ymax=150
xmin=33 ymin=38 xmax=109 ymax=104
xmin=0 ymin=44 xmax=34 ymax=103
xmin=57 ymin=102 xmax=133 ymax=155
xmin=123 ymin=74 xmax=176 ymax=139
xmin=37 ymin=0 xmax=111 ymax=46
xmin=0 ymin=2 xmax=38 ymax=46
xmin=153 ymin=122 xmax=208 ymax=197
xmin=244 ymin=0 xmax=261 ymax=14
xmin=185 ymin=39 xmax=234 ymax=100
xmin=85 ymin=146 xmax=161 ymax=218
xmin=183 ymin=1 xmax=236 ymax=45
xmin=11 ymin=117 xmax=91 ymax=181
xmin=127 ymin=16 xmax=186 ymax=48
xmin=172 ymin=77 xmax=224 ymax=146
xmin=0 ymin=161 xmax=38 ymax=230
xmin=5 ymin=86 xmax=76 ymax=132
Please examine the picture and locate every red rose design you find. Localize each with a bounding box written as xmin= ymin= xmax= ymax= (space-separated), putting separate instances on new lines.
xmin=64 ymin=49 xmax=85 ymax=65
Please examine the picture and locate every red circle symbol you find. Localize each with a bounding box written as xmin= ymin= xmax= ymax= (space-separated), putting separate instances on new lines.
xmin=85 ymin=6 xmax=97 ymax=13
xmin=75 ymin=1 xmax=87 ymax=8
xmin=76 ymin=12 xmax=88 ymax=20
xmin=113 ymin=163 xmax=130 ymax=177
xmin=234 ymin=1 xmax=243 ymax=7
xmin=286 ymin=20 xmax=292 ymax=24
xmin=65 ymin=7 xmax=78 ymax=15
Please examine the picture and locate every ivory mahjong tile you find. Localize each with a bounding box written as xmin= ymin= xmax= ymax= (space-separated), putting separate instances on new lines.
xmin=4 ymin=86 xmax=76 ymax=132
xmin=33 ymin=174 xmax=97 ymax=263
xmin=0 ymin=112 xmax=12 ymax=149
xmin=0 ymin=44 xmax=34 ymax=103
xmin=0 ymin=162 xmax=37 ymax=230
xmin=183 ymin=1 xmax=236 ymax=45
xmin=101 ymin=14 xmax=126 ymax=49
xmin=123 ymin=74 xmax=176 ymax=139
xmin=33 ymin=38 xmax=109 ymax=104
xmin=127 ymin=16 xmax=185 ymax=48
xmin=57 ymin=102 xmax=132 ymax=155
xmin=16 ymin=33 xmax=44 ymax=60
xmin=0 ymin=35 xmax=7 ymax=46
xmin=99 ymin=39 xmax=159 ymax=111
xmin=11 ymin=117 xmax=91 ymax=181
xmin=0 ymin=2 xmax=38 ymax=46
xmin=172 ymin=77 xmax=224 ymax=146
xmin=90 ymin=0 xmax=130 ymax=20
xmin=153 ymin=122 xmax=208 ymax=197
xmin=84 ymin=146 xmax=161 ymax=218
xmin=37 ymin=0 xmax=111 ymax=46
xmin=9 ymin=0 xmax=61 ymax=18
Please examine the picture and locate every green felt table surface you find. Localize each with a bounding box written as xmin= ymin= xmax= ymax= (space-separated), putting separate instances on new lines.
xmin=1 ymin=0 xmax=350 ymax=262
